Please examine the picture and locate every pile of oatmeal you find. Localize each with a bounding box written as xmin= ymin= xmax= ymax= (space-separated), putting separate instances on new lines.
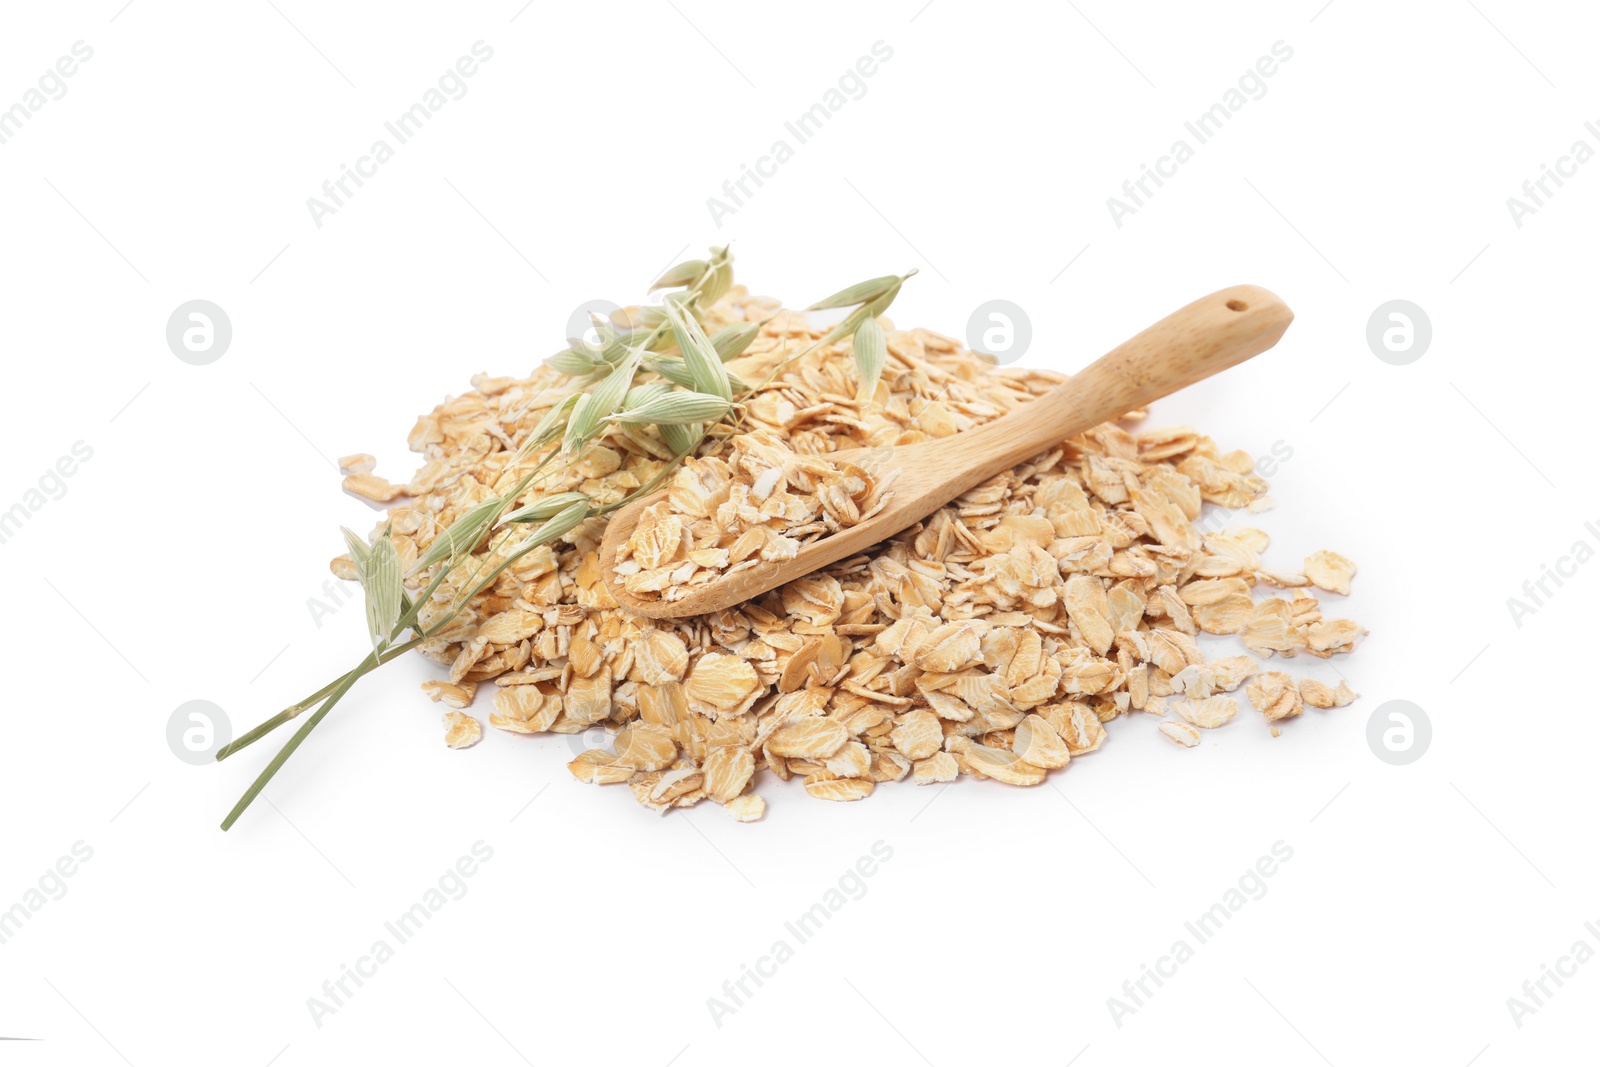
xmin=337 ymin=287 xmax=1363 ymax=820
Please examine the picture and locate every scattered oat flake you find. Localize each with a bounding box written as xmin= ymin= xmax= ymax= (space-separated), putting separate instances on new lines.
xmin=913 ymin=751 xmax=959 ymax=785
xmin=1304 ymin=550 xmax=1357 ymax=596
xmin=343 ymin=471 xmax=404 ymax=502
xmin=442 ymin=710 xmax=482 ymax=749
xmin=725 ymin=794 xmax=765 ymax=822
xmin=1298 ymin=677 xmax=1357 ymax=708
xmin=1173 ymin=697 xmax=1239 ymax=729
xmin=768 ymin=718 xmax=849 ymax=760
xmin=421 ymin=679 xmax=476 ymax=709
xmin=613 ymin=723 xmax=677 ymax=771
xmin=1246 ymin=671 xmax=1303 ymax=722
xmin=890 ymin=709 xmax=943 ymax=761
xmin=804 ymin=777 xmax=875 ymax=802
xmin=1013 ymin=714 xmax=1071 ymax=768
xmin=1159 ymin=721 xmax=1201 ymax=748
xmin=965 ymin=745 xmax=1047 ymax=786
xmin=704 ymin=746 xmax=756 ymax=803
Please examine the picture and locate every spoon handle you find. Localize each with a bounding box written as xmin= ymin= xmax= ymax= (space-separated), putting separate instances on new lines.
xmin=940 ymin=284 xmax=1293 ymax=479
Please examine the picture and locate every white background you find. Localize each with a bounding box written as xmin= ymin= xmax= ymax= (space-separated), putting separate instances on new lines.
xmin=0 ymin=1 xmax=1593 ymax=1063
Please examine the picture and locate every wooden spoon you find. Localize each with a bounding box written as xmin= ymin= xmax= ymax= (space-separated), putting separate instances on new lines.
xmin=599 ymin=284 xmax=1293 ymax=619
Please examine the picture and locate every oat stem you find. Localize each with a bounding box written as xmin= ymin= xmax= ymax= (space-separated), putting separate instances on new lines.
xmin=219 ymin=649 xmax=378 ymax=830
xmin=215 ymin=639 xmax=421 ymax=761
